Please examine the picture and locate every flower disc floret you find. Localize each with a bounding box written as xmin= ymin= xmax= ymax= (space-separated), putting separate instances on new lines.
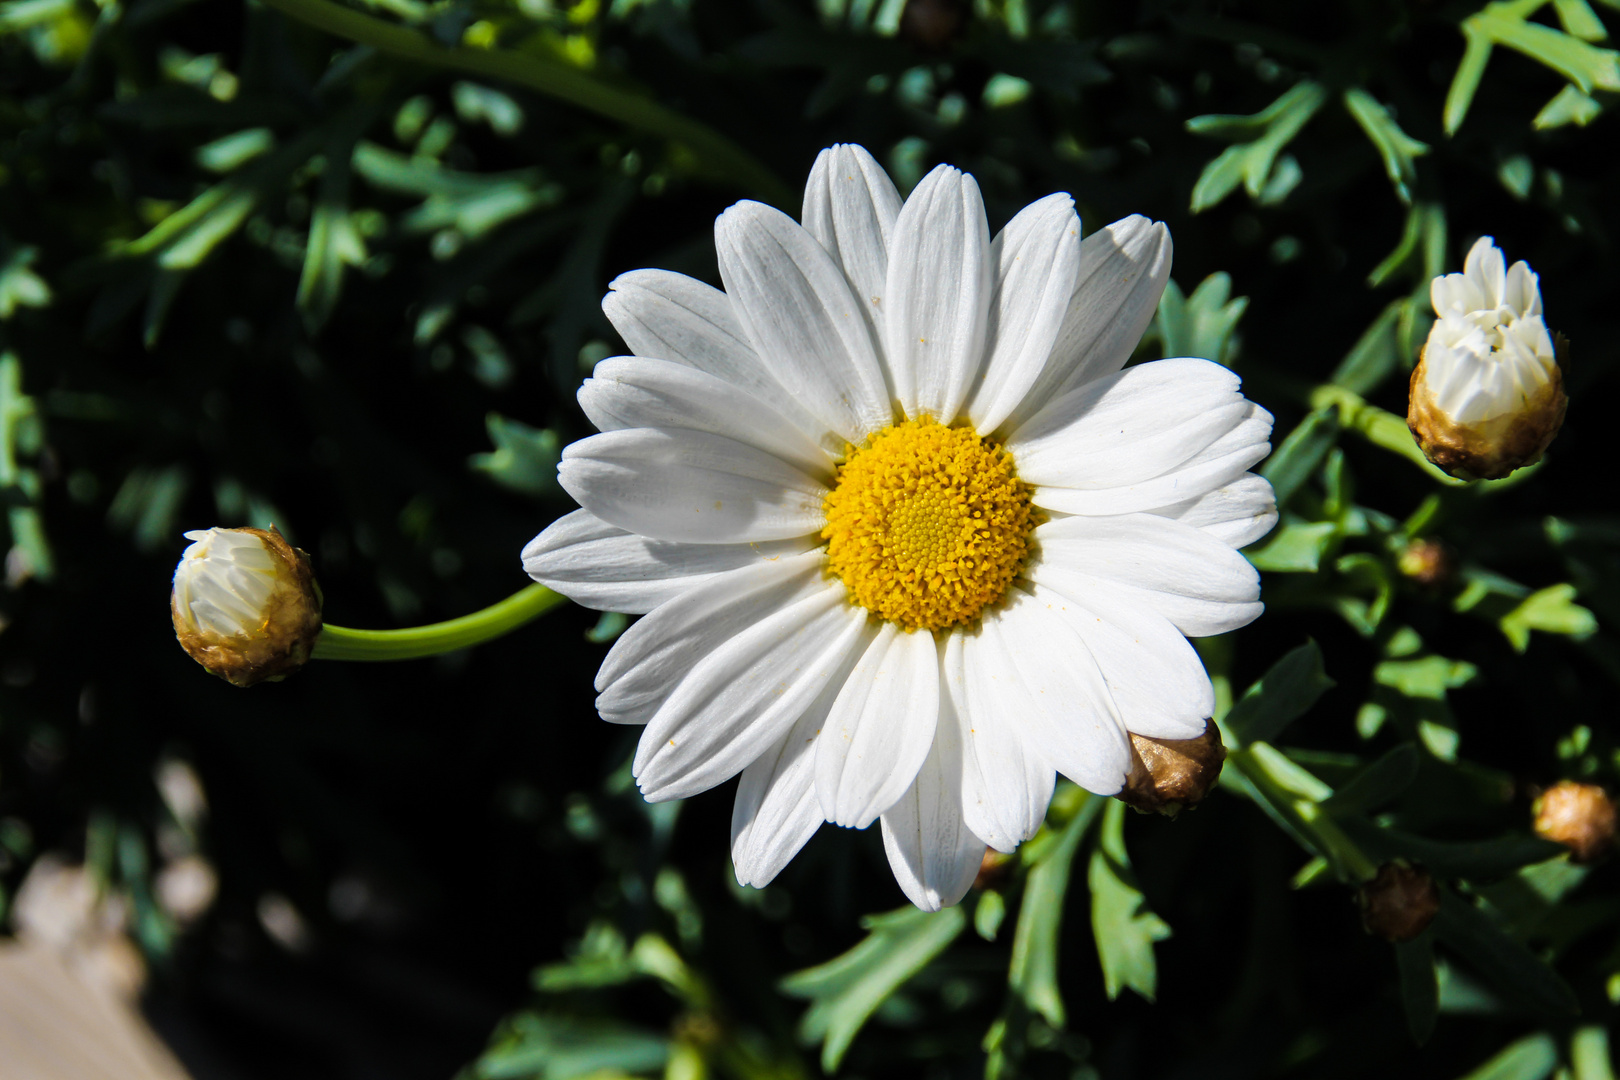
xmin=821 ymin=418 xmax=1035 ymax=632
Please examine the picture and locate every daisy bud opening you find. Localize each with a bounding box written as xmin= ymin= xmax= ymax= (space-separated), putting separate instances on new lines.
xmin=171 ymin=526 xmax=323 ymax=687
xmin=1357 ymin=861 xmax=1439 ymax=942
xmin=1115 ymin=721 xmax=1227 ymax=817
xmin=1407 ymin=236 xmax=1567 ymax=480
xmin=1533 ymin=780 xmax=1616 ymax=863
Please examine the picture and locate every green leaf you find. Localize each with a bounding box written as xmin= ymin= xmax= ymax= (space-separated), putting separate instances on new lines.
xmin=1225 ymin=640 xmax=1336 ymax=745
xmin=1331 ymin=300 xmax=1404 ymax=394
xmin=532 ymin=922 xmax=638 ymax=991
xmin=0 ymin=245 xmax=51 ymax=318
xmin=975 ymin=890 xmax=1006 ymax=941
xmin=1343 ymin=822 xmax=1565 ymax=880
xmin=470 ymin=414 xmax=562 ymax=498
xmin=1454 ymin=1033 xmax=1560 ymax=1080
xmin=1343 ymin=88 xmax=1430 ymax=204
xmin=1246 ymin=519 xmax=1337 ymax=572
xmin=1536 ymin=83 xmax=1605 ymax=127
xmin=1396 ymin=933 xmax=1439 ymax=1045
xmin=1154 ymin=272 xmax=1249 ymax=365
xmin=781 ymin=905 xmax=966 ymax=1072
xmin=1445 ymin=25 xmax=1495 ymax=134
xmin=1433 ymin=889 xmax=1579 ymax=1016
xmin=1260 ymin=407 xmax=1340 ymax=507
xmin=1186 ymin=81 xmax=1328 ymax=212
xmin=1555 ymin=0 xmax=1611 ymax=39
xmin=1375 ymin=655 xmax=1480 ymax=699
xmin=298 ymin=141 xmax=368 ymax=333
xmin=1488 ymin=11 xmax=1620 ymax=91
xmin=194 ymin=127 xmax=275 ymax=173
xmin=1008 ymin=792 xmax=1103 ymax=1027
xmin=1500 ymin=584 xmax=1599 ymax=652
xmin=1323 ymin=743 xmax=1420 ymax=814
xmin=1572 ymin=1026 xmax=1616 ymax=1080
xmin=475 ymin=1012 xmax=669 ymax=1080
xmin=1088 ymin=801 xmax=1171 ymax=1002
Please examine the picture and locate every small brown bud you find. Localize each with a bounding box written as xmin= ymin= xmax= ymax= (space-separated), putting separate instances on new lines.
xmin=1534 ymin=780 xmax=1616 ymax=863
xmin=1358 ymin=861 xmax=1439 ymax=942
xmin=898 ymin=0 xmax=964 ymax=51
xmin=973 ymin=847 xmax=1013 ymax=892
xmin=1397 ymin=538 xmax=1453 ymax=588
xmin=171 ymin=526 xmax=323 ymax=687
xmin=1115 ymin=721 xmax=1226 ymax=817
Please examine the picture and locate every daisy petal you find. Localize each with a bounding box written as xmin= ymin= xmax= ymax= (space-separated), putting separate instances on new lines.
xmin=945 ymin=632 xmax=1053 ymax=852
xmin=1033 ymin=513 xmax=1262 ymax=638
xmin=635 ymin=582 xmax=871 ymax=801
xmin=1007 ymin=358 xmax=1248 ymax=490
xmin=732 ymin=657 xmax=860 ymax=887
xmin=967 ymin=193 xmax=1083 ymax=434
xmin=817 ymin=623 xmax=941 ymax=829
xmin=595 ymin=552 xmax=831 ymax=724
xmin=716 ymin=201 xmax=893 ymax=442
xmin=522 ymin=509 xmax=819 ymax=615
xmin=1146 ymin=472 xmax=1278 ymax=549
xmin=579 ymin=357 xmax=835 ymax=481
xmin=998 ymin=215 xmax=1172 ymax=435
xmin=883 ymin=165 xmax=991 ymax=425
xmin=1020 ymin=572 xmax=1213 ymax=739
xmin=603 ymin=270 xmax=826 ymax=440
xmin=879 ymin=699 xmax=986 ymax=912
xmin=802 ymin=144 xmax=901 ymax=360
xmin=1029 ymin=401 xmax=1273 ymax=516
xmin=969 ymin=590 xmax=1133 ymax=796
xmin=558 ymin=427 xmax=828 ymax=544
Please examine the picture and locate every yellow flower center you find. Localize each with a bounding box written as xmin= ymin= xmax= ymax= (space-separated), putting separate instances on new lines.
xmin=821 ymin=418 xmax=1036 ymax=632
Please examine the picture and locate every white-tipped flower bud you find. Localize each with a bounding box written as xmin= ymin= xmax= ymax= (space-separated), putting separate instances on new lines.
xmin=171 ymin=526 xmax=322 ymax=687
xmin=1408 ymin=236 xmax=1567 ymax=480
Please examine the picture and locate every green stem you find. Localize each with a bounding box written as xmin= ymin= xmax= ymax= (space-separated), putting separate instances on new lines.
xmin=311 ymin=583 xmax=566 ymax=660
xmin=1226 ymin=743 xmax=1380 ymax=883
xmin=256 ymin=0 xmax=794 ymax=207
xmin=1308 ymin=383 xmax=1467 ymax=486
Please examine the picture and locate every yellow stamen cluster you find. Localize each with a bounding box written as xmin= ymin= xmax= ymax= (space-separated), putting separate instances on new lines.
xmin=822 ymin=418 xmax=1035 ymax=632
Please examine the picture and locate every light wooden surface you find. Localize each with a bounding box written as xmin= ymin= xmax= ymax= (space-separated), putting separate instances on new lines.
xmin=0 ymin=942 xmax=193 ymax=1080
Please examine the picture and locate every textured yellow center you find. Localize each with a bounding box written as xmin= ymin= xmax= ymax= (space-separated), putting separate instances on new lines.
xmin=821 ymin=418 xmax=1036 ymax=632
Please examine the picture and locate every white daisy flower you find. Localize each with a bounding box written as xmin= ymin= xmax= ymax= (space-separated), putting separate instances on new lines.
xmin=1408 ymin=235 xmax=1566 ymax=479
xmin=524 ymin=145 xmax=1276 ymax=910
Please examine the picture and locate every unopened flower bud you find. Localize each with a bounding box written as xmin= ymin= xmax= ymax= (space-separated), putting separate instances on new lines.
xmin=1358 ymin=861 xmax=1439 ymax=942
xmin=1115 ymin=721 xmax=1226 ymax=817
xmin=973 ymin=847 xmax=1013 ymax=892
xmin=1534 ymin=780 xmax=1616 ymax=863
xmin=1397 ymin=538 xmax=1453 ymax=588
xmin=171 ymin=526 xmax=322 ymax=687
xmin=1407 ymin=236 xmax=1567 ymax=480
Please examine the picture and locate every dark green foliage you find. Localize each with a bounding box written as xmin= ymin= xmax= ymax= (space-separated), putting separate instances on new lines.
xmin=2 ymin=0 xmax=1619 ymax=1077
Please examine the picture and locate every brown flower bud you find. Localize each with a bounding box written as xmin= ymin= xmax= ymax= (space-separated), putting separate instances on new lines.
xmin=973 ymin=847 xmax=1013 ymax=892
xmin=1407 ymin=237 xmax=1567 ymax=481
xmin=899 ymin=0 xmax=965 ymax=51
xmin=1397 ymin=538 xmax=1453 ymax=588
xmin=1358 ymin=861 xmax=1439 ymax=942
xmin=1115 ymin=721 xmax=1226 ymax=817
xmin=1533 ymin=780 xmax=1616 ymax=863
xmin=171 ymin=526 xmax=322 ymax=687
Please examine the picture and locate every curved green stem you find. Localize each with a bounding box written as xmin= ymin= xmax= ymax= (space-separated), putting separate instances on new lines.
xmin=1308 ymin=383 xmax=1467 ymax=486
xmin=256 ymin=0 xmax=794 ymax=207
xmin=311 ymin=583 xmax=566 ymax=661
